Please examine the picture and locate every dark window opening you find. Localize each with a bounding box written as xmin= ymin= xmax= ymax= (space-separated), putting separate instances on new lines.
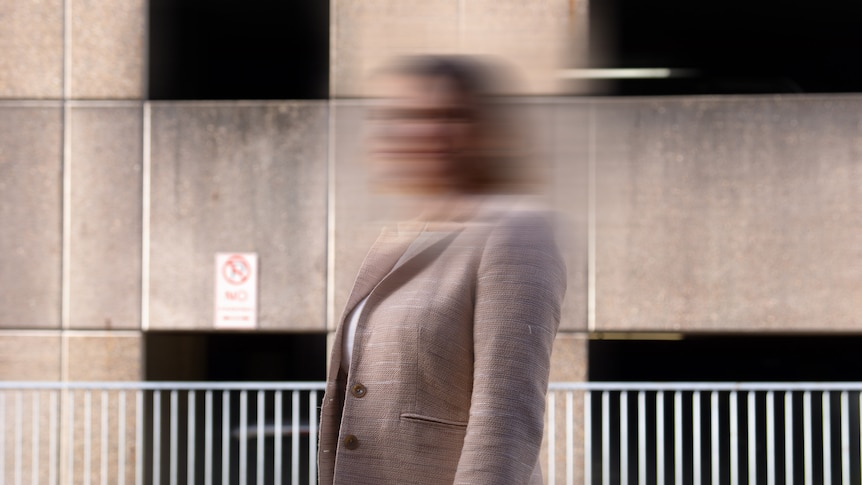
xmin=148 ymin=0 xmax=329 ymax=100
xmin=589 ymin=335 xmax=862 ymax=382
xmin=585 ymin=0 xmax=862 ymax=95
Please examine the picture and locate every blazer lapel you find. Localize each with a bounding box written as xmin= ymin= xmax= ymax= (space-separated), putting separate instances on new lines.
xmin=329 ymin=221 xmax=465 ymax=380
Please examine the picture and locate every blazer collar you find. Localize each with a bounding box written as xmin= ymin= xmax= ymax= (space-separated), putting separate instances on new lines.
xmin=341 ymin=221 xmax=464 ymax=318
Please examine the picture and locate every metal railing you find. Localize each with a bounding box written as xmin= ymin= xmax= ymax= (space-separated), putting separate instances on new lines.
xmin=2 ymin=381 xmax=861 ymax=484
xmin=546 ymin=382 xmax=862 ymax=485
xmin=0 ymin=382 xmax=324 ymax=485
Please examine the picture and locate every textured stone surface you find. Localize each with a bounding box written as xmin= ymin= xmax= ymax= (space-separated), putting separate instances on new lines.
xmin=149 ymin=102 xmax=328 ymax=330
xmin=0 ymin=105 xmax=63 ymax=328
xmin=332 ymin=0 xmax=577 ymax=96
xmin=66 ymin=332 xmax=142 ymax=380
xmin=65 ymin=332 xmax=141 ymax=484
xmin=332 ymin=0 xmax=460 ymax=97
xmin=460 ymin=0 xmax=572 ymax=94
xmin=594 ymin=96 xmax=862 ymax=332
xmin=552 ymin=101 xmax=590 ymax=331
xmin=0 ymin=333 xmax=62 ymax=380
xmin=331 ymin=101 xmax=397 ymax=328
xmin=543 ymin=332 xmax=588 ymax=485
xmin=0 ymin=1 xmax=63 ymax=98
xmin=71 ymin=0 xmax=146 ymax=98
xmin=70 ymin=106 xmax=142 ymax=329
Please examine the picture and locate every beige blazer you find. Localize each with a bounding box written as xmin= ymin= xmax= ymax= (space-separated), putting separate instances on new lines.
xmin=318 ymin=206 xmax=566 ymax=485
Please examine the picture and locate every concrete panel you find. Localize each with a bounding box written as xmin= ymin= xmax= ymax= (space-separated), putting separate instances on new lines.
xmin=66 ymin=332 xmax=142 ymax=380
xmin=0 ymin=106 xmax=63 ymax=328
xmin=461 ymin=0 xmax=572 ymax=94
xmin=331 ymin=102 xmax=390 ymax=327
xmin=332 ymin=0 xmax=459 ymax=97
xmin=70 ymin=106 xmax=142 ymax=329
xmin=149 ymin=102 xmax=328 ymax=330
xmin=64 ymin=333 xmax=141 ymax=484
xmin=543 ymin=332 xmax=588 ymax=485
xmin=594 ymin=96 xmax=862 ymax=332
xmin=552 ymin=101 xmax=590 ymax=331
xmin=71 ymin=0 xmax=146 ymax=98
xmin=0 ymin=333 xmax=62 ymax=380
xmin=0 ymin=1 xmax=63 ymax=98
xmin=333 ymin=0 xmax=579 ymax=96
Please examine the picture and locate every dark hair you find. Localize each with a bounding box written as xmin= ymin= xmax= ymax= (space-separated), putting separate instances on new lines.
xmin=386 ymin=55 xmax=494 ymax=104
xmin=381 ymin=55 xmax=529 ymax=194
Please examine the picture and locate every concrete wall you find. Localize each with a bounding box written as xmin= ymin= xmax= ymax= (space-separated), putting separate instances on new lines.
xmin=3 ymin=96 xmax=862 ymax=362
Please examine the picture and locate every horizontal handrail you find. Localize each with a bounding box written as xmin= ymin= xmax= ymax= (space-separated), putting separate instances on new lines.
xmin=3 ymin=381 xmax=862 ymax=390
xmin=0 ymin=381 xmax=327 ymax=391
xmin=549 ymin=381 xmax=862 ymax=391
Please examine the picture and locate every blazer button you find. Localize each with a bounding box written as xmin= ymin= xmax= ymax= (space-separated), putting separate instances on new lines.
xmin=350 ymin=383 xmax=367 ymax=398
xmin=343 ymin=434 xmax=359 ymax=450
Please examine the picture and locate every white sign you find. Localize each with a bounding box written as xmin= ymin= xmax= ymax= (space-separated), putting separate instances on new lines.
xmin=214 ymin=253 xmax=258 ymax=328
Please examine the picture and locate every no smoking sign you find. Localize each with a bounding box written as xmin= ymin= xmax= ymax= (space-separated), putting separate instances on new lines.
xmin=214 ymin=253 xmax=258 ymax=328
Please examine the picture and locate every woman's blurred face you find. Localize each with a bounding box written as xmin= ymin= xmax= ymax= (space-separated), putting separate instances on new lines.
xmin=369 ymin=74 xmax=479 ymax=194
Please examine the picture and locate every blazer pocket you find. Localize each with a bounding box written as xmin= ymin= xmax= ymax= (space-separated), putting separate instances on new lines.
xmin=401 ymin=413 xmax=468 ymax=429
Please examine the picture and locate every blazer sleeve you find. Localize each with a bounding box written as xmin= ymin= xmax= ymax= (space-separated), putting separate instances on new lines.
xmin=454 ymin=212 xmax=567 ymax=484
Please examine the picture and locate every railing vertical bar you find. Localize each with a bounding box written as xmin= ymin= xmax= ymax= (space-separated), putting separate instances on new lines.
xmin=256 ymin=391 xmax=265 ymax=485
xmin=188 ymin=391 xmax=196 ymax=485
xmin=620 ymin=391 xmax=628 ymax=485
xmin=602 ymin=391 xmax=610 ymax=485
xmin=566 ymin=391 xmax=574 ymax=485
xmin=292 ymin=390 xmax=300 ymax=485
xmin=548 ymin=392 xmax=556 ymax=485
xmin=84 ymin=391 xmax=92 ymax=485
xmin=711 ymin=392 xmax=719 ymax=485
xmin=730 ymin=391 xmax=738 ymax=485
xmin=153 ymin=390 xmax=161 ymax=485
xmin=584 ymin=391 xmax=591 ymax=485
xmin=748 ymin=392 xmax=756 ymax=485
xmin=638 ymin=391 xmax=646 ymax=485
xmin=822 ymin=392 xmax=831 ymax=485
xmin=693 ymin=391 xmax=701 ymax=485
xmin=858 ymin=392 xmax=862 ymax=485
xmin=675 ymin=391 xmax=683 ymax=485
xmin=840 ymin=391 xmax=850 ymax=485
xmin=205 ymin=391 xmax=213 ymax=485
xmin=309 ymin=390 xmax=318 ymax=485
xmin=101 ymin=391 xmax=108 ymax=485
xmin=32 ymin=392 xmax=40 ymax=485
xmin=118 ymin=392 xmax=126 ymax=485
xmin=766 ymin=391 xmax=775 ymax=485
xmin=803 ymin=391 xmax=812 ymax=485
xmin=15 ymin=391 xmax=22 ymax=485
xmin=68 ymin=391 xmax=75 ymax=485
xmin=240 ymin=390 xmax=248 ymax=485
xmin=274 ymin=391 xmax=282 ymax=485
xmin=50 ymin=391 xmax=58 ymax=485
xmin=135 ymin=391 xmax=143 ymax=485
xmin=657 ymin=391 xmax=665 ymax=485
xmin=170 ymin=390 xmax=178 ymax=485
xmin=785 ymin=392 xmax=793 ymax=485
xmin=222 ymin=391 xmax=230 ymax=485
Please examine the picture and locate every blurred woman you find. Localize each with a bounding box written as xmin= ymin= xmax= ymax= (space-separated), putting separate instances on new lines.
xmin=317 ymin=56 xmax=566 ymax=485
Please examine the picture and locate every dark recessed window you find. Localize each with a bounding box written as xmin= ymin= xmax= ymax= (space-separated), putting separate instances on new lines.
xmin=149 ymin=0 xmax=329 ymax=100
xmin=145 ymin=332 xmax=327 ymax=381
xmin=590 ymin=335 xmax=862 ymax=381
xmin=585 ymin=0 xmax=862 ymax=95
